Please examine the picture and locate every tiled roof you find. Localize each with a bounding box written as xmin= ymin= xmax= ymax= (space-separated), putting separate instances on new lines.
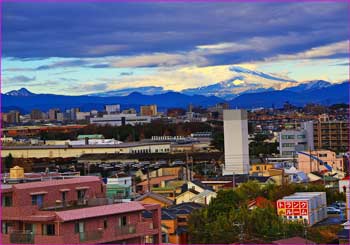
xmin=137 ymin=175 xmax=178 ymax=186
xmin=56 ymin=202 xmax=145 ymax=222
xmin=161 ymin=209 xmax=176 ymax=220
xmin=135 ymin=192 xmax=174 ymax=205
xmin=13 ymin=176 xmax=101 ymax=190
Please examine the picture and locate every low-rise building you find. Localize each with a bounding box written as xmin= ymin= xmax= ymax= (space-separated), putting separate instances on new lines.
xmin=160 ymin=202 xmax=203 ymax=244
xmin=278 ymin=121 xmax=314 ymax=157
xmin=136 ymin=192 xmax=174 ymax=208
xmin=2 ymin=142 xmax=171 ymax=158
xmin=297 ymin=150 xmax=344 ymax=173
xmin=90 ymin=114 xmax=151 ymax=126
xmin=1 ymin=176 xmax=161 ymax=244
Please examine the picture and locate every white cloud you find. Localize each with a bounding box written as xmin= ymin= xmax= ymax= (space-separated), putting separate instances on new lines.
xmin=267 ymin=40 xmax=349 ymax=61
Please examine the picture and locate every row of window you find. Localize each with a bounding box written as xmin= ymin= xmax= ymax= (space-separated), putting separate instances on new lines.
xmin=281 ymin=135 xmax=306 ymax=139
xmin=31 ymin=189 xmax=87 ymax=208
xmin=1 ymin=216 xmax=130 ymax=236
xmin=131 ymin=148 xmax=170 ymax=154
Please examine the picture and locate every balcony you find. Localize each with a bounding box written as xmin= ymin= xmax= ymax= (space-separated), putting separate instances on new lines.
xmin=9 ymin=231 xmax=34 ymax=244
xmin=79 ymin=230 xmax=103 ymax=242
xmin=6 ymin=231 xmax=66 ymax=244
xmin=115 ymin=224 xmax=137 ymax=236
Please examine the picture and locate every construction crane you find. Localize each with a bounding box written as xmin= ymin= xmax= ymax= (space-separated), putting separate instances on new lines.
xmin=296 ymin=151 xmax=332 ymax=172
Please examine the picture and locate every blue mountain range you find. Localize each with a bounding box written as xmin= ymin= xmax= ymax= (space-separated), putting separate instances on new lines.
xmin=2 ymin=81 xmax=349 ymax=113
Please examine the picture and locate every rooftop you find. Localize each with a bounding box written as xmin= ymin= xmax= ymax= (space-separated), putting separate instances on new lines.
xmin=12 ymin=176 xmax=101 ymax=190
xmin=56 ymin=202 xmax=145 ymax=222
xmin=136 ymin=192 xmax=174 ymax=206
xmin=137 ymin=175 xmax=178 ymax=186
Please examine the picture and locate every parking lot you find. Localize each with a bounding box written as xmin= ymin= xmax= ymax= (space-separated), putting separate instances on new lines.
xmin=314 ymin=213 xmax=346 ymax=227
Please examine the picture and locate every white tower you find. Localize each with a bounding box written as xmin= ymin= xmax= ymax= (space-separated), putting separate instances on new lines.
xmin=222 ymin=109 xmax=249 ymax=176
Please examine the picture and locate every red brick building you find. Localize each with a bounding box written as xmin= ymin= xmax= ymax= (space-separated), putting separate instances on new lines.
xmin=1 ymin=176 xmax=161 ymax=244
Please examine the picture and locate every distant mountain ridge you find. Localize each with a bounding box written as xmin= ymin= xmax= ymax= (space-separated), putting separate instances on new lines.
xmin=89 ymin=86 xmax=171 ymax=97
xmin=5 ymin=88 xmax=34 ymax=96
xmin=2 ymin=80 xmax=348 ymax=113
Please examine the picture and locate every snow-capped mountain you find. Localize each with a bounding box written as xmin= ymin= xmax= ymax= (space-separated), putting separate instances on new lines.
xmin=182 ymin=66 xmax=297 ymax=99
xmin=5 ymin=88 xmax=34 ymax=96
xmin=284 ymin=80 xmax=332 ymax=93
xmin=89 ymin=86 xmax=171 ymax=97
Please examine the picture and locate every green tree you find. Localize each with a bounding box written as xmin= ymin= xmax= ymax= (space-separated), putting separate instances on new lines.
xmin=4 ymin=153 xmax=14 ymax=172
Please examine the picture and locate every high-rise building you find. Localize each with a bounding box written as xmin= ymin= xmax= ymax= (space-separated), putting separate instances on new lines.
xmin=105 ymin=104 xmax=121 ymax=114
xmin=30 ymin=109 xmax=43 ymax=120
xmin=222 ymin=109 xmax=250 ymax=175
xmin=48 ymin=108 xmax=60 ymax=121
xmin=2 ymin=110 xmax=20 ymax=124
xmin=140 ymin=105 xmax=157 ymax=116
xmin=278 ymin=121 xmax=314 ymax=157
xmin=313 ymin=117 xmax=349 ymax=152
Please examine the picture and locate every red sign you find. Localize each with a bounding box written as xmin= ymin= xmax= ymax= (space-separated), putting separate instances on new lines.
xmin=293 ymin=201 xmax=300 ymax=208
xmin=293 ymin=209 xmax=301 ymax=215
xmin=285 ymin=201 xmax=292 ymax=209
xmin=301 ymin=209 xmax=308 ymax=216
xmin=300 ymin=201 xmax=308 ymax=209
xmin=277 ymin=201 xmax=285 ymax=209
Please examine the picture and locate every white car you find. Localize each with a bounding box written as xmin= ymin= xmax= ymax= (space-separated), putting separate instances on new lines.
xmin=335 ymin=202 xmax=346 ymax=210
xmin=327 ymin=206 xmax=341 ymax=214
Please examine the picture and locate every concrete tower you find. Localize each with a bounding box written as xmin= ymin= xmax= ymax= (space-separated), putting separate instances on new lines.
xmin=222 ymin=109 xmax=250 ymax=176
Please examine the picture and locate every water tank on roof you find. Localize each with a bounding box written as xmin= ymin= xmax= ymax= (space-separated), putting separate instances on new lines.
xmin=10 ymin=166 xmax=24 ymax=179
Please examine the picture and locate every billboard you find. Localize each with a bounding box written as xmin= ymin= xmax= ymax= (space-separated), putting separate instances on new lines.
xmin=277 ymin=200 xmax=308 ymax=216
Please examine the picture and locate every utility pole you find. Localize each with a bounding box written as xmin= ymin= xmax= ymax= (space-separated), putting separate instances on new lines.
xmin=186 ymin=152 xmax=189 ymax=181
xmin=191 ymin=156 xmax=194 ymax=181
xmin=147 ymin=167 xmax=151 ymax=193
xmin=232 ymin=172 xmax=236 ymax=190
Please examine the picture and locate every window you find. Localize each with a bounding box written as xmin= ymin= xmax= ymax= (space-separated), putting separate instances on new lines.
xmin=62 ymin=192 xmax=67 ymax=203
xmin=119 ymin=216 xmax=127 ymax=227
xmin=2 ymin=222 xmax=11 ymax=234
xmin=31 ymin=195 xmax=44 ymax=208
xmin=297 ymin=135 xmax=306 ymax=139
xmin=319 ymin=153 xmax=327 ymax=158
xmin=104 ymin=219 xmax=108 ymax=229
xmin=75 ymin=222 xmax=84 ymax=234
xmin=282 ymin=135 xmax=295 ymax=139
xmin=25 ymin=223 xmax=35 ymax=234
xmin=2 ymin=195 xmax=12 ymax=207
xmin=42 ymin=224 xmax=55 ymax=236
xmin=75 ymin=223 xmax=79 ymax=234
xmin=77 ymin=190 xmax=86 ymax=202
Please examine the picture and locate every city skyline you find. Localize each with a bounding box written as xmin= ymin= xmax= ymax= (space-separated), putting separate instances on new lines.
xmin=2 ymin=1 xmax=349 ymax=95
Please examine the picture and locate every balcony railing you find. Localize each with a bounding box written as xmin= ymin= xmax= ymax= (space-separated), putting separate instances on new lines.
xmin=79 ymin=230 xmax=103 ymax=242
xmin=115 ymin=224 xmax=136 ymax=236
xmin=9 ymin=231 xmax=34 ymax=244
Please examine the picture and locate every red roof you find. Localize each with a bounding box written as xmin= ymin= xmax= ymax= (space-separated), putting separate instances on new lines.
xmin=273 ymin=236 xmax=315 ymax=244
xmin=55 ymin=202 xmax=145 ymax=222
xmin=13 ymin=176 xmax=101 ymax=190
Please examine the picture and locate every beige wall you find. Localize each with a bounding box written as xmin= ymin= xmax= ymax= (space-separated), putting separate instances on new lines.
xmin=298 ymin=150 xmax=344 ymax=173
xmin=2 ymin=144 xmax=171 ymax=158
xmin=175 ymin=191 xmax=197 ymax=204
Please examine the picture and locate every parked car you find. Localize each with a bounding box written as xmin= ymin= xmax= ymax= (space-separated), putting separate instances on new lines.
xmin=334 ymin=201 xmax=346 ymax=210
xmin=327 ymin=206 xmax=341 ymax=214
xmin=171 ymin=160 xmax=185 ymax=166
